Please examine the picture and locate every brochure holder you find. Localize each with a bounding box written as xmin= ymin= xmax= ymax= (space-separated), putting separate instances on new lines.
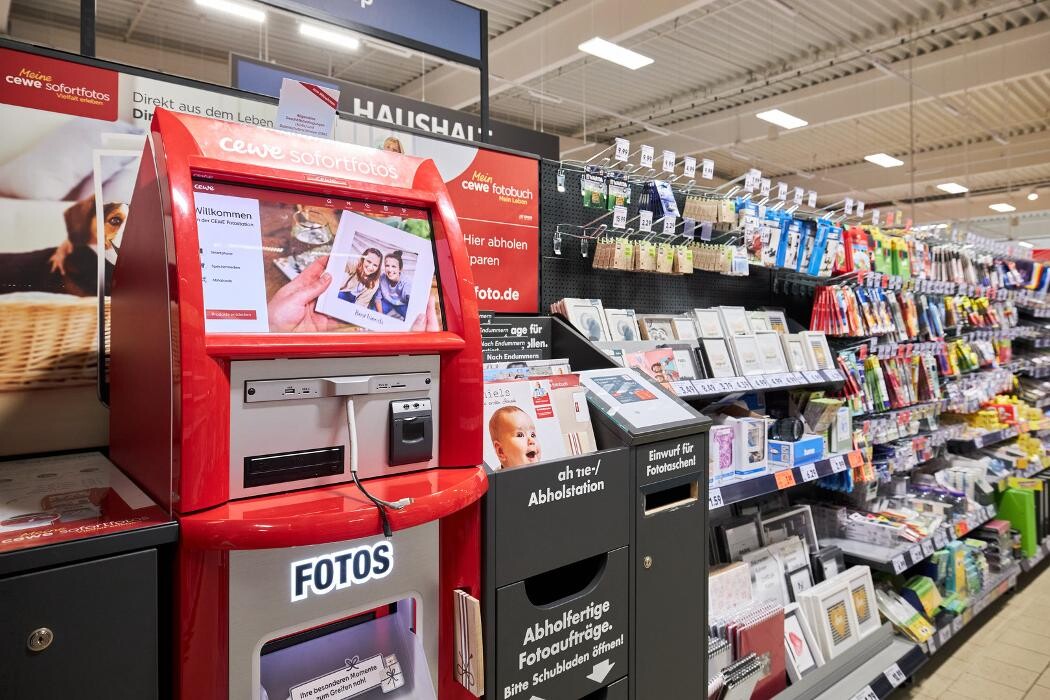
xmin=483 ymin=318 xmax=709 ymax=699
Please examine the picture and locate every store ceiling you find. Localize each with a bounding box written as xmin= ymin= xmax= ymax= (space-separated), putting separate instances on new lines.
xmin=6 ymin=0 xmax=1050 ymax=241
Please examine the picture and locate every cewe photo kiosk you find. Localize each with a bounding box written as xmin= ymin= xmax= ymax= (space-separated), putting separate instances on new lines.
xmin=109 ymin=109 xmax=486 ymax=700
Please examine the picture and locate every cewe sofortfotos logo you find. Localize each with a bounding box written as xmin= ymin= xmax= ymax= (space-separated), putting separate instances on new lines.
xmin=0 ymin=47 xmax=118 ymax=121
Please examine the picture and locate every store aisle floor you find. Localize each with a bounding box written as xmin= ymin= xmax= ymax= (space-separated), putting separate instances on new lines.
xmin=898 ymin=564 xmax=1050 ymax=700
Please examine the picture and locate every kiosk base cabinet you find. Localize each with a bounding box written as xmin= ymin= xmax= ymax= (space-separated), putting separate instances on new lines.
xmin=0 ymin=550 xmax=159 ymax=699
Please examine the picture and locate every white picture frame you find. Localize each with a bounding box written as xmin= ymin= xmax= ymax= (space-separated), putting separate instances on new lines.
xmin=566 ymin=299 xmax=610 ymax=342
xmin=754 ymin=330 xmax=789 ymax=373
xmin=784 ymin=603 xmax=825 ymax=682
xmin=844 ymin=566 xmax=881 ymax=639
xmin=718 ymin=306 xmax=752 ymax=336
xmin=604 ymin=309 xmax=639 ymax=341
xmin=701 ymin=338 xmax=737 ymax=378
xmin=692 ymin=309 xmax=725 ymax=337
xmin=671 ymin=315 xmax=699 ymax=341
xmin=801 ymin=331 xmax=834 ymax=371
xmin=730 ymin=334 xmax=764 ymax=376
xmin=782 ymin=334 xmax=812 ymax=372
xmin=807 ymin=581 xmax=861 ymax=660
xmin=748 ymin=311 xmax=773 ymax=332
xmin=638 ymin=315 xmax=676 ymax=342
xmin=766 ymin=310 xmax=789 ymax=334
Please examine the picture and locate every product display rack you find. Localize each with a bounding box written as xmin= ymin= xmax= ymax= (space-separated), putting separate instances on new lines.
xmin=710 ymin=449 xmax=865 ymax=510
xmin=921 ymin=562 xmax=1022 ymax=655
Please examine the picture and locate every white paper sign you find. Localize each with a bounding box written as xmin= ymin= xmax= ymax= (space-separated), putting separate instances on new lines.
xmin=701 ymin=158 xmax=714 ymax=180
xmin=801 ymin=463 xmax=820 ymax=482
xmin=276 ymin=78 xmax=340 ymax=138
xmin=844 ymin=197 xmax=854 ymax=215
xmin=892 ymin=555 xmax=907 ymax=574
xmin=760 ymin=178 xmax=771 ymax=197
xmin=290 ymin=654 xmax=386 ymax=700
xmin=709 ymin=487 xmax=725 ymax=509
xmin=663 ymin=216 xmax=677 ymax=235
xmin=662 ymin=150 xmax=676 ymax=173
xmin=857 ymin=200 xmax=866 ymax=217
xmin=639 ymin=210 xmax=653 ymax=232
xmin=808 ymin=190 xmax=818 ymax=208
xmin=614 ymin=137 xmax=630 ymax=162
xmin=851 ymin=686 xmax=878 ymax=700
xmin=884 ymin=663 xmax=907 ymax=688
xmin=640 ymin=145 xmax=654 ymax=168
xmin=613 ymin=205 xmax=627 ymax=229
xmin=793 ymin=187 xmax=804 ymax=205
xmin=777 ymin=182 xmax=788 ymax=201
xmin=683 ymin=156 xmax=696 ymax=178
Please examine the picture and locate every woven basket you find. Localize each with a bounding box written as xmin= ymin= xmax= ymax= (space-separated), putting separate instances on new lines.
xmin=0 ymin=293 xmax=109 ymax=390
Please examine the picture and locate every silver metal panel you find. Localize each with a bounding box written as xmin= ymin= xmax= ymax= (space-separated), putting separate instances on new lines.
xmin=229 ymin=355 xmax=440 ymax=499
xmin=228 ymin=521 xmax=440 ymax=700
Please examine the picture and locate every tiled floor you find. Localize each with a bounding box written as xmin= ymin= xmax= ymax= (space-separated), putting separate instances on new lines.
xmin=897 ymin=564 xmax=1050 ymax=700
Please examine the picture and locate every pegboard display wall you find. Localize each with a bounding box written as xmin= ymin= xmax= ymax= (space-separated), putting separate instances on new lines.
xmin=539 ymin=160 xmax=813 ymax=323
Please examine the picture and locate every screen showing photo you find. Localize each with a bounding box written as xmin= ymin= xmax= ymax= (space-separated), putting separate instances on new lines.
xmin=191 ymin=180 xmax=443 ymax=334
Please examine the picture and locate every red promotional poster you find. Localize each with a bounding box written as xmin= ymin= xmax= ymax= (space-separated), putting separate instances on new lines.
xmin=445 ymin=148 xmax=540 ymax=313
xmin=0 ymin=47 xmax=118 ymax=121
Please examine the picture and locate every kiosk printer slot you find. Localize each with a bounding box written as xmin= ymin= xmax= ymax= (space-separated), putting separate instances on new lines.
xmin=109 ymin=109 xmax=486 ymax=700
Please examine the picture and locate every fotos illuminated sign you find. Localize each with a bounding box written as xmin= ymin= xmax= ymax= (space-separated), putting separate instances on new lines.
xmin=290 ymin=541 xmax=393 ymax=602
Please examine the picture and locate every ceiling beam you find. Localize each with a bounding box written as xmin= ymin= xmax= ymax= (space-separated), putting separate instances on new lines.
xmin=395 ymin=0 xmax=719 ymax=110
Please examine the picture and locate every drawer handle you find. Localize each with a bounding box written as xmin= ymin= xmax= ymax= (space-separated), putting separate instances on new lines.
xmin=27 ymin=627 xmax=54 ymax=653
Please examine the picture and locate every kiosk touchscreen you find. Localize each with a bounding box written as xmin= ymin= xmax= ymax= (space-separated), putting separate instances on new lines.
xmin=109 ymin=110 xmax=486 ymax=700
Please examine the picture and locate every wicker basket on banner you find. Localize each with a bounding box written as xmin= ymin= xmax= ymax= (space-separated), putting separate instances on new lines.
xmin=0 ymin=292 xmax=109 ymax=391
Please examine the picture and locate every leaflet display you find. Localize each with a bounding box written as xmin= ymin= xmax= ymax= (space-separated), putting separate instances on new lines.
xmin=192 ymin=180 xmax=444 ymax=334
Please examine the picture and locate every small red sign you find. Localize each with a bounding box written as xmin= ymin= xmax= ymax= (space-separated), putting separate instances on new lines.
xmin=0 ymin=47 xmax=118 ymax=121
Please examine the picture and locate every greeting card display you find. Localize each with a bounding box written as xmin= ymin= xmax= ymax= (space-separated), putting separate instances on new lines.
xmin=605 ymin=308 xmax=639 ymax=341
xmin=316 ymin=211 xmax=435 ymax=332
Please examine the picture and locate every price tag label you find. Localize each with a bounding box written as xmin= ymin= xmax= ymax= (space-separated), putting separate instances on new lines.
xmin=934 ymin=530 xmax=948 ymax=548
xmin=701 ymin=158 xmax=714 ymax=180
xmin=760 ymin=178 xmax=771 ymax=197
xmin=848 ymin=451 xmax=864 ymax=468
xmin=693 ymin=379 xmax=716 ymax=395
xmin=662 ymin=149 xmax=676 ymax=173
xmin=926 ymin=636 xmax=937 ymax=654
xmin=909 ymin=545 xmax=924 ymax=563
xmin=892 ymin=555 xmax=908 ymax=574
xmin=663 ymin=216 xmax=677 ymax=235
xmin=804 ymin=370 xmax=825 ymax=384
xmin=952 ymin=616 xmax=964 ymax=634
xmin=670 ymin=380 xmax=694 ymax=396
xmin=777 ymin=181 xmax=788 ymax=201
xmin=789 ymin=372 xmax=806 ymax=384
xmin=613 ymin=205 xmax=628 ymax=229
xmin=872 ymin=208 xmax=881 ymax=226
xmin=857 ymin=200 xmax=866 ymax=217
xmin=801 ymin=463 xmax=820 ymax=482
xmin=614 ymin=137 xmax=630 ymax=162
xmin=808 ymin=190 xmax=818 ymax=208
xmin=793 ymin=186 xmax=805 ymax=205
xmin=640 ymin=145 xmax=654 ymax=168
xmin=683 ymin=156 xmax=696 ymax=178
xmin=922 ymin=540 xmax=935 ymax=557
xmin=850 ymin=685 xmax=878 ymax=700
xmin=639 ymin=209 xmax=653 ymax=233
xmin=709 ymin=487 xmax=724 ymax=509
xmin=845 ymin=197 xmax=855 ymax=215
xmin=745 ymin=168 xmax=761 ymax=191
xmin=884 ymin=663 xmax=907 ymax=688
xmin=750 ymin=375 xmax=771 ymax=390
xmin=830 ymin=455 xmax=848 ymax=473
xmin=775 ymin=470 xmax=797 ymax=490
xmin=938 ymin=626 xmax=951 ymax=646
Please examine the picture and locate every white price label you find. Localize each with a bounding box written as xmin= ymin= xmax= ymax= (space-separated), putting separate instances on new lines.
xmin=884 ymin=663 xmax=907 ymax=688
xmin=845 ymin=197 xmax=855 ymax=215
xmin=760 ymin=178 xmax=771 ymax=197
xmin=808 ymin=190 xmax=818 ymax=208
xmin=613 ymin=205 xmax=628 ymax=229
xmin=701 ymin=158 xmax=714 ymax=180
xmin=922 ymin=540 xmax=935 ymax=557
xmin=684 ymin=156 xmax=696 ymax=178
xmin=801 ymin=463 xmax=820 ymax=482
xmin=640 ymin=145 xmax=654 ymax=168
xmin=909 ymin=545 xmax=924 ymax=563
xmin=639 ymin=210 xmax=653 ymax=232
xmin=693 ymin=380 xmax=716 ymax=395
xmin=857 ymin=200 xmax=866 ymax=217
xmin=614 ymin=137 xmax=630 ymax=162
xmin=745 ymin=168 xmax=761 ymax=191
xmin=952 ymin=617 xmax=964 ymax=633
xmin=777 ymin=181 xmax=788 ymax=201
xmin=709 ymin=487 xmax=725 ymax=509
xmin=750 ymin=375 xmax=771 ymax=390
xmin=793 ymin=186 xmax=805 ymax=205
xmin=934 ymin=530 xmax=948 ymax=548
xmin=670 ymin=381 xmax=694 ymax=396
xmin=663 ymin=216 xmax=677 ymax=235
xmin=892 ymin=555 xmax=907 ymax=574
xmin=662 ymin=149 xmax=676 ymax=173
xmin=872 ymin=208 xmax=880 ymax=226
xmin=938 ymin=626 xmax=951 ymax=646
xmin=850 ymin=686 xmax=879 ymax=700
xmin=830 ymin=455 xmax=848 ymax=473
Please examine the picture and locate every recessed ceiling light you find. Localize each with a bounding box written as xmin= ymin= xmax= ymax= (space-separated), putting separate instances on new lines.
xmin=756 ymin=109 xmax=808 ymax=130
xmin=1019 ymin=241 xmax=1035 ymax=248
xmin=989 ymin=202 xmax=1016 ymax=213
xmin=299 ymin=23 xmax=360 ymax=50
xmin=578 ymin=37 xmax=654 ymax=70
xmin=194 ymin=0 xmax=265 ymax=23
xmin=864 ymin=153 xmax=904 ymax=168
xmin=937 ymin=182 xmax=969 ymax=194
xmin=527 ymin=90 xmax=563 ymax=105
xmin=1029 ymin=191 xmax=1040 ymax=201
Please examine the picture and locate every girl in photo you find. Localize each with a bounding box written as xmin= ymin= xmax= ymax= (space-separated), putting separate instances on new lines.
xmin=375 ymin=250 xmax=411 ymax=319
xmin=337 ymin=247 xmax=382 ymax=307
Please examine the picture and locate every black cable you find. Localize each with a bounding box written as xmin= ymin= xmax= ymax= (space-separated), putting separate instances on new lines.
xmin=352 ymin=469 xmax=393 ymax=538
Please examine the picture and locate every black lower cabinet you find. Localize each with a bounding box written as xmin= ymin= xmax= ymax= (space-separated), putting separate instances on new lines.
xmin=0 ymin=549 xmax=159 ymax=698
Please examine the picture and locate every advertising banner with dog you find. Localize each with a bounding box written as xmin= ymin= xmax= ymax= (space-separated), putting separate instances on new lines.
xmin=0 ymin=43 xmax=539 ymax=455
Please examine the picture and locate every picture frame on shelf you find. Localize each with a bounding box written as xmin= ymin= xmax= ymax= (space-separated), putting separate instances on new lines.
xmin=729 ymin=334 xmax=764 ymax=376
xmin=664 ymin=343 xmax=702 ymax=380
xmin=761 ymin=506 xmax=820 ymax=554
xmin=638 ymin=314 xmax=677 ymax=342
xmin=748 ymin=311 xmax=773 ymax=332
xmin=786 ymin=565 xmax=814 ymax=602
xmin=701 ymin=338 xmax=738 ymax=378
xmin=784 ymin=603 xmax=824 ymax=682
xmin=717 ymin=305 xmax=752 ymax=336
xmin=692 ymin=308 xmax=725 ymax=337
xmin=766 ymin=310 xmax=790 ymax=334
xmin=755 ymin=330 xmax=789 ymax=374
xmin=605 ymin=308 xmax=639 ymax=341
xmin=801 ymin=331 xmax=835 ymax=371
xmin=564 ymin=298 xmax=611 ymax=342
xmin=805 ymin=581 xmax=861 ymax=660
xmin=844 ymin=566 xmax=880 ymax=639
xmin=672 ymin=315 xmax=700 ymax=341
xmin=782 ymin=334 xmax=812 ymax=372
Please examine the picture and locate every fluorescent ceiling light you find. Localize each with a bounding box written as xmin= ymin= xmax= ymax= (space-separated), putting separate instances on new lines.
xmin=989 ymin=202 xmax=1016 ymax=213
xmin=194 ymin=0 xmax=265 ymax=22
xmin=578 ymin=37 xmax=653 ymax=70
xmin=756 ymin=109 xmax=808 ymax=130
xmin=644 ymin=124 xmax=671 ymax=136
xmin=527 ymin=89 xmax=563 ymax=105
xmin=864 ymin=152 xmax=904 ymax=168
xmin=299 ymin=22 xmax=361 ymax=50
xmin=366 ymin=40 xmax=413 ymax=59
xmin=1029 ymin=191 xmax=1040 ymax=201
xmin=936 ymin=182 xmax=969 ymax=194
xmin=1019 ymin=241 xmax=1035 ymax=248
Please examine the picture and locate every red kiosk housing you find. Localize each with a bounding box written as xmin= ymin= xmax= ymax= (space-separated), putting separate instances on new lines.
xmin=109 ymin=109 xmax=486 ymax=699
